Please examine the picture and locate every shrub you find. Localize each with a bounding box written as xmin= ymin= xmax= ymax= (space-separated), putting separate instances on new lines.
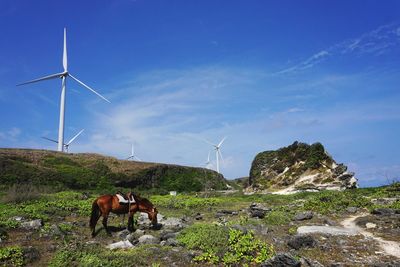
xmin=177 ymin=224 xmax=275 ymax=265
xmin=1 ymin=184 xmax=44 ymax=204
xmin=264 ymin=210 xmax=291 ymax=225
xmin=0 ymin=246 xmax=24 ymax=267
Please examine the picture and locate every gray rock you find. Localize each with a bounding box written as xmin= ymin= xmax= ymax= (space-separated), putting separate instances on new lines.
xmin=249 ymin=203 xmax=270 ymax=218
xmin=161 ymin=217 xmax=185 ymax=229
xmin=230 ymin=224 xmax=248 ymax=234
xmin=107 ymin=240 xmax=134 ymax=249
xmin=165 ymin=238 xmax=179 ymax=246
xmin=288 ymin=234 xmax=317 ymax=250
xmin=23 ymin=246 xmax=40 ymax=264
xmin=138 ymin=234 xmax=159 ymax=245
xmin=126 ymin=229 xmax=145 ymax=242
xmin=297 ymin=225 xmax=358 ymax=236
xmin=300 ymin=257 xmax=324 ymax=267
xmin=12 ymin=216 xmax=24 ymax=222
xmin=371 ymin=208 xmax=395 ymax=216
xmin=293 ymin=211 xmax=313 ymax=221
xmin=116 ymin=229 xmax=131 ymax=240
xmin=21 ymin=219 xmax=43 ymax=230
xmin=346 ymin=207 xmax=358 ymax=213
xmin=261 ymin=253 xmax=301 ymax=267
xmin=160 ymin=231 xmax=178 ymax=241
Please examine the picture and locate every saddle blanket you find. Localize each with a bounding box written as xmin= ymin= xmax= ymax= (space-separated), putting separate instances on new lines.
xmin=116 ymin=194 xmax=136 ymax=204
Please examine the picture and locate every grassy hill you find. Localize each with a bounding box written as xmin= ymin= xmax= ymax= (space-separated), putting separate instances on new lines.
xmin=0 ymin=148 xmax=227 ymax=193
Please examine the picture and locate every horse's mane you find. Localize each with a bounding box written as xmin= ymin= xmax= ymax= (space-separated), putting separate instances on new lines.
xmin=132 ymin=194 xmax=153 ymax=207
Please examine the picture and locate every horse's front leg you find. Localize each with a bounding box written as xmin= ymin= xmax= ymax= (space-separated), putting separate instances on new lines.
xmin=127 ymin=211 xmax=135 ymax=232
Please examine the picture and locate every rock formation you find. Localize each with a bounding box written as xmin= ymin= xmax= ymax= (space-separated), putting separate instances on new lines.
xmin=248 ymin=141 xmax=357 ymax=194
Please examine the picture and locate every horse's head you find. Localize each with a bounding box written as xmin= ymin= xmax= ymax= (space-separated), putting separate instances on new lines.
xmin=148 ymin=207 xmax=158 ymax=226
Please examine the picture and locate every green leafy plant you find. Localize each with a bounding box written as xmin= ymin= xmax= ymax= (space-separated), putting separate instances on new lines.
xmin=0 ymin=246 xmax=24 ymax=267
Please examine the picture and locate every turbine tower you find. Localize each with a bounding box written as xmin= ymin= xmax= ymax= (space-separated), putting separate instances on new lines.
xmin=18 ymin=28 xmax=110 ymax=152
xmin=204 ymin=137 xmax=226 ymax=173
xmin=127 ymin=144 xmax=141 ymax=161
xmin=42 ymin=129 xmax=84 ymax=153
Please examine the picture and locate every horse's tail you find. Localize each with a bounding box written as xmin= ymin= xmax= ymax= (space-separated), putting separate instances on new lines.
xmin=89 ymin=200 xmax=100 ymax=229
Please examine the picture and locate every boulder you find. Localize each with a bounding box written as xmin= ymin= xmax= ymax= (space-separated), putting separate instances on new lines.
xmin=126 ymin=229 xmax=145 ymax=242
xmin=365 ymin=222 xmax=377 ymax=229
xmin=21 ymin=219 xmax=43 ymax=230
xmin=371 ymin=208 xmax=395 ymax=216
xmin=293 ymin=211 xmax=313 ymax=221
xmin=261 ymin=253 xmax=301 ymax=267
xmin=249 ymin=203 xmax=270 ymax=218
xmin=116 ymin=229 xmax=131 ymax=240
xmin=160 ymin=231 xmax=178 ymax=241
xmin=161 ymin=217 xmax=185 ymax=230
xmin=107 ymin=240 xmax=134 ymax=250
xmin=23 ymin=246 xmax=40 ymax=264
xmin=346 ymin=207 xmax=358 ymax=213
xmin=288 ymin=234 xmax=317 ymax=250
xmin=138 ymin=234 xmax=159 ymax=245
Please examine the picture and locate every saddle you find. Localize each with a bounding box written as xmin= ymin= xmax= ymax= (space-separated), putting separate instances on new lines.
xmin=116 ymin=191 xmax=136 ymax=205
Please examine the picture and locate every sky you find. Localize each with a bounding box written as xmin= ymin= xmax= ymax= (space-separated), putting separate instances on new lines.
xmin=0 ymin=0 xmax=399 ymax=187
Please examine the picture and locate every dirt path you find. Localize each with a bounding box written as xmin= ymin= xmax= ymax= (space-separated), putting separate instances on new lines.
xmin=340 ymin=213 xmax=400 ymax=259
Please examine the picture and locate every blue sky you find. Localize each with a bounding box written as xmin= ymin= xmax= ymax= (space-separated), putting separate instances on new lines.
xmin=0 ymin=1 xmax=399 ymax=187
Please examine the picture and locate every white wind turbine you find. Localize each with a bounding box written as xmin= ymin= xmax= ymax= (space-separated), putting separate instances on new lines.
xmin=204 ymin=137 xmax=226 ymax=173
xmin=42 ymin=129 xmax=84 ymax=153
xmin=126 ymin=144 xmax=141 ymax=161
xmin=204 ymin=151 xmax=213 ymax=170
xmin=18 ymin=28 xmax=110 ymax=152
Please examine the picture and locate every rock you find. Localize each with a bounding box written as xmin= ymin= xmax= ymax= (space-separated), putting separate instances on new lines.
xmin=23 ymin=246 xmax=40 ymax=264
xmin=194 ymin=213 xmax=203 ymax=220
xmin=365 ymin=222 xmax=377 ymax=229
xmin=161 ymin=217 xmax=185 ymax=230
xmin=107 ymin=240 xmax=134 ymax=249
xmin=249 ymin=203 xmax=270 ymax=218
xmin=297 ymin=225 xmax=358 ymax=236
xmin=261 ymin=253 xmax=301 ymax=267
xmin=287 ymin=234 xmax=316 ymax=250
xmin=126 ymin=229 xmax=145 ymax=242
xmin=12 ymin=216 xmax=24 ymax=222
xmin=230 ymin=224 xmax=248 ymax=234
xmin=138 ymin=234 xmax=159 ymax=245
xmin=371 ymin=208 xmax=395 ymax=216
xmin=160 ymin=231 xmax=178 ymax=241
xmin=116 ymin=229 xmax=131 ymax=240
xmin=300 ymin=257 xmax=324 ymax=267
xmin=346 ymin=207 xmax=358 ymax=213
xmin=293 ymin=211 xmax=313 ymax=221
xmin=21 ymin=219 xmax=43 ymax=230
xmin=165 ymin=238 xmax=179 ymax=246
xmin=248 ymin=142 xmax=358 ymax=191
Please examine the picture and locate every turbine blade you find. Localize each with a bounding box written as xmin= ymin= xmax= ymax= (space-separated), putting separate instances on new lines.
xmin=218 ymin=149 xmax=224 ymax=162
xmin=131 ymin=144 xmax=134 ymax=157
xmin=69 ymin=74 xmax=111 ymax=103
xmin=134 ymin=156 xmax=142 ymax=161
xmin=17 ymin=72 xmax=65 ymax=86
xmin=207 ymin=151 xmax=210 ymax=162
xmin=217 ymin=136 xmax=227 ymax=148
xmin=202 ymin=138 xmax=216 ymax=147
xmin=63 ymin=28 xmax=68 ymax=72
xmin=67 ymin=129 xmax=84 ymax=145
xmin=42 ymin=136 xmax=59 ymax=144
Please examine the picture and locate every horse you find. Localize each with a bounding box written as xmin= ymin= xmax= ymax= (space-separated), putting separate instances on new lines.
xmin=89 ymin=192 xmax=158 ymax=237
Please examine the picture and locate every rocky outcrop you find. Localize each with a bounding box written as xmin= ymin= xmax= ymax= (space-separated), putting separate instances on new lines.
xmin=248 ymin=141 xmax=358 ymax=193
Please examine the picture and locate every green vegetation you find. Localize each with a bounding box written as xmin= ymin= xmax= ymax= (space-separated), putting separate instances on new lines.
xmin=177 ymin=224 xmax=275 ymax=265
xmin=0 ymin=246 xmax=24 ymax=267
xmin=0 ymin=149 xmax=226 ymax=193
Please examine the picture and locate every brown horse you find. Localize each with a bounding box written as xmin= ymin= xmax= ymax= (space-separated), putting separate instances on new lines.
xmin=89 ymin=192 xmax=158 ymax=237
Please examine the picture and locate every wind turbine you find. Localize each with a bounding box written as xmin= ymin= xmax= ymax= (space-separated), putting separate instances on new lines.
xmin=42 ymin=129 xmax=84 ymax=153
xmin=204 ymin=137 xmax=226 ymax=173
xmin=18 ymin=28 xmax=110 ymax=152
xmin=204 ymin=151 xmax=213 ymax=170
xmin=126 ymin=144 xmax=141 ymax=161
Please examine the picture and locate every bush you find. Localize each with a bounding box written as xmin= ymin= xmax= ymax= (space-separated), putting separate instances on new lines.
xmin=0 ymin=246 xmax=24 ymax=267
xmin=1 ymin=184 xmax=45 ymax=204
xmin=177 ymin=224 xmax=275 ymax=265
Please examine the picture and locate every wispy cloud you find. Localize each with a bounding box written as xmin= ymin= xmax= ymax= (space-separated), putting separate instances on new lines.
xmin=277 ymin=23 xmax=400 ymax=74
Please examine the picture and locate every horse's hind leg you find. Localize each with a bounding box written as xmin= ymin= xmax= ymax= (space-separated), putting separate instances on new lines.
xmin=91 ymin=214 xmax=101 ymax=237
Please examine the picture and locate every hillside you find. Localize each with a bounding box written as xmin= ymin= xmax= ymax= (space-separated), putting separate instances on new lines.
xmin=248 ymin=141 xmax=358 ymax=193
xmin=0 ymin=148 xmax=227 ymax=192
